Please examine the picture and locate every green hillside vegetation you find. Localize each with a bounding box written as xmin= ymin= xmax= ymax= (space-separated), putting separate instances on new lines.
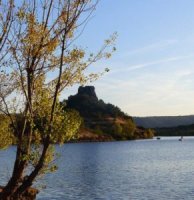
xmin=62 ymin=86 xmax=154 ymax=141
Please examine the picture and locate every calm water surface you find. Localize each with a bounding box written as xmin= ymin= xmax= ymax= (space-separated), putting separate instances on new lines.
xmin=1 ymin=137 xmax=194 ymax=199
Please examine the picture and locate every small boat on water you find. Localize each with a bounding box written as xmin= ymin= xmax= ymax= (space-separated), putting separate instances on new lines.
xmin=157 ymin=137 xmax=161 ymax=140
xmin=179 ymin=136 xmax=183 ymax=141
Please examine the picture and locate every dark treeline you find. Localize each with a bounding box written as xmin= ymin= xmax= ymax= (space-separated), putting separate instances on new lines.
xmin=133 ymin=115 xmax=194 ymax=128
xmin=155 ymin=124 xmax=194 ymax=136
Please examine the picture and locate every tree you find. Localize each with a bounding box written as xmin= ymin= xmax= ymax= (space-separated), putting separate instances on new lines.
xmin=111 ymin=123 xmax=123 ymax=138
xmin=122 ymin=119 xmax=136 ymax=139
xmin=0 ymin=0 xmax=116 ymax=199
xmin=145 ymin=128 xmax=154 ymax=139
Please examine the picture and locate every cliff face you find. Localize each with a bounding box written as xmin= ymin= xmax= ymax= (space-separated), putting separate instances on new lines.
xmin=64 ymin=86 xmax=154 ymax=141
xmin=78 ymin=86 xmax=98 ymax=99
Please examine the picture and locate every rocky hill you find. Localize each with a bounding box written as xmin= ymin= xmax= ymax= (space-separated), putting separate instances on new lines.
xmin=62 ymin=86 xmax=154 ymax=141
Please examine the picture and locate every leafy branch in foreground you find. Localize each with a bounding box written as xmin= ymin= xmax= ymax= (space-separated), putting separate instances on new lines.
xmin=0 ymin=0 xmax=116 ymax=199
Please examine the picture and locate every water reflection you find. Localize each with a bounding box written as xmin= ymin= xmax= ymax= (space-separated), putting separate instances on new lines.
xmin=1 ymin=139 xmax=194 ymax=199
xmin=72 ymin=143 xmax=101 ymax=199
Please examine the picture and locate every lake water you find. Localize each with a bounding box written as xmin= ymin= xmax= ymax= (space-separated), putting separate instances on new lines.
xmin=1 ymin=137 xmax=194 ymax=199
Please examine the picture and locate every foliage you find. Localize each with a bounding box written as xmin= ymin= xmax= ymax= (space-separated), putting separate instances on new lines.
xmin=110 ymin=119 xmax=135 ymax=139
xmin=0 ymin=115 xmax=13 ymax=149
xmin=122 ymin=119 xmax=136 ymax=139
xmin=111 ymin=123 xmax=123 ymax=137
xmin=144 ymin=129 xmax=154 ymax=139
xmin=14 ymin=108 xmax=82 ymax=144
xmin=0 ymin=0 xmax=116 ymax=199
xmin=93 ymin=125 xmax=104 ymax=135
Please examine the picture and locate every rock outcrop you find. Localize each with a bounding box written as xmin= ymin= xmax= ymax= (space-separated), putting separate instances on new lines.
xmin=63 ymin=86 xmax=154 ymax=141
xmin=78 ymin=86 xmax=98 ymax=99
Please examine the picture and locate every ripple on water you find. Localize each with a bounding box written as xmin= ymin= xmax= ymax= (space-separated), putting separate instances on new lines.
xmin=1 ymin=139 xmax=194 ymax=199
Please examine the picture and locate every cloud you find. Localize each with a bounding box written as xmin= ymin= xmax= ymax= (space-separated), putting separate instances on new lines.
xmin=93 ymin=60 xmax=194 ymax=116
xmin=121 ymin=39 xmax=178 ymax=57
xmin=110 ymin=54 xmax=194 ymax=73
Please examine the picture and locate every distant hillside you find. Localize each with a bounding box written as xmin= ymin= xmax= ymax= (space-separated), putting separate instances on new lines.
xmin=155 ymin=124 xmax=194 ymax=136
xmin=61 ymin=86 xmax=154 ymax=141
xmin=133 ymin=115 xmax=194 ymax=128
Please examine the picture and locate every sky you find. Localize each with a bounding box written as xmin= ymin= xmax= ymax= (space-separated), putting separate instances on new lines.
xmin=61 ymin=0 xmax=194 ymax=117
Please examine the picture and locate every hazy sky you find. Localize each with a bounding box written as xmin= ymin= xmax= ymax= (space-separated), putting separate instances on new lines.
xmin=61 ymin=0 xmax=194 ymax=117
